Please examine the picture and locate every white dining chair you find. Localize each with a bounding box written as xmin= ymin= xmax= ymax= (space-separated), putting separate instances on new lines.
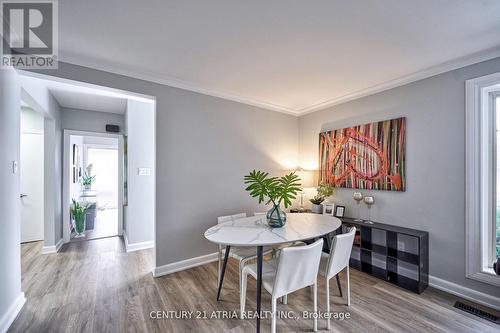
xmin=240 ymin=239 xmax=324 ymax=333
xmin=319 ymin=227 xmax=356 ymax=330
xmin=216 ymin=213 xmax=273 ymax=294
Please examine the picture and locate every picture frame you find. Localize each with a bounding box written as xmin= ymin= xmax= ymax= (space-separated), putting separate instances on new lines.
xmin=324 ymin=203 xmax=334 ymax=215
xmin=72 ymin=144 xmax=80 ymax=183
xmin=72 ymin=144 xmax=78 ymax=165
xmin=334 ymin=205 xmax=346 ymax=218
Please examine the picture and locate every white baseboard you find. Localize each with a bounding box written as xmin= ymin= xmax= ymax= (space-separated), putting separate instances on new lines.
xmin=0 ymin=292 xmax=26 ymax=333
xmin=153 ymin=252 xmax=218 ymax=278
xmin=41 ymin=238 xmax=63 ymax=254
xmin=429 ymin=275 xmax=500 ymax=311
xmin=123 ymin=233 xmax=154 ymax=252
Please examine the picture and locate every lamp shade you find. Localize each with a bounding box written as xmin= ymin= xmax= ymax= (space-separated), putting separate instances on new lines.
xmin=295 ymin=169 xmax=317 ymax=188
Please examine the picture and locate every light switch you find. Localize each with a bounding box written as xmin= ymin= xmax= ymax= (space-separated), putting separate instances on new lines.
xmin=138 ymin=167 xmax=151 ymax=176
xmin=12 ymin=161 xmax=18 ymax=174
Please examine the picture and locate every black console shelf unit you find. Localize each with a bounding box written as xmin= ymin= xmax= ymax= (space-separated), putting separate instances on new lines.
xmin=339 ymin=217 xmax=429 ymax=294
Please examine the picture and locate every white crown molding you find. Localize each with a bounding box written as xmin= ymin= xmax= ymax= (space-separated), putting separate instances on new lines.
xmin=153 ymin=252 xmax=218 ymax=278
xmin=59 ymin=46 xmax=500 ymax=117
xmin=298 ymin=45 xmax=500 ymax=115
xmin=0 ymin=292 xmax=25 ymax=333
xmin=58 ymin=53 xmax=299 ymax=116
xmin=41 ymin=238 xmax=63 ymax=254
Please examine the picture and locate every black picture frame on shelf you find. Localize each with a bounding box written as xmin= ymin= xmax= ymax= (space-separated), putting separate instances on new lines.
xmin=334 ymin=205 xmax=345 ymax=218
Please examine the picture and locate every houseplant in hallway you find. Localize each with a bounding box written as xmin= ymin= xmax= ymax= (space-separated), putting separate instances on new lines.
xmin=244 ymin=170 xmax=301 ymax=227
xmin=309 ymin=182 xmax=334 ymax=214
xmin=81 ymin=164 xmax=96 ymax=190
xmin=71 ymin=199 xmax=88 ymax=238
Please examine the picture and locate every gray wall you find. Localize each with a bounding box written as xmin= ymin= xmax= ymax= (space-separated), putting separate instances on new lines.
xmin=0 ymin=68 xmax=23 ymax=328
xmin=61 ymin=108 xmax=124 ymax=133
xmin=298 ymin=56 xmax=500 ymax=298
xmin=35 ymin=62 xmax=298 ymax=267
xmin=124 ymin=100 xmax=155 ymax=245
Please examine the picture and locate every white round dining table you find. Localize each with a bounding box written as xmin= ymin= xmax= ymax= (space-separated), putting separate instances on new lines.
xmin=204 ymin=213 xmax=342 ymax=333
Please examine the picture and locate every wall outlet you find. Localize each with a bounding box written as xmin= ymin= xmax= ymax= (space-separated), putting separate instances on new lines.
xmin=138 ymin=167 xmax=151 ymax=176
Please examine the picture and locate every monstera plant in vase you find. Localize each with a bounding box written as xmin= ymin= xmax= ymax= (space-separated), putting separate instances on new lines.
xmin=244 ymin=170 xmax=301 ymax=228
xmin=309 ymin=183 xmax=334 ymax=214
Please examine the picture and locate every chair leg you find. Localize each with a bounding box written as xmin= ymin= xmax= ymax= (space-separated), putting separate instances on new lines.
xmin=335 ymin=274 xmax=343 ymax=298
xmin=326 ymin=278 xmax=331 ymax=330
xmin=240 ymin=270 xmax=247 ymax=319
xmin=346 ymin=266 xmax=351 ymax=306
xmin=239 ymin=260 xmax=243 ymax=312
xmin=313 ymin=282 xmax=318 ymax=332
xmin=282 ymin=294 xmax=288 ymax=304
xmin=271 ymin=297 xmax=277 ymax=333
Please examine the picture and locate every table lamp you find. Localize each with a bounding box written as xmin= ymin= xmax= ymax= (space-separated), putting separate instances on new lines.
xmin=295 ymin=168 xmax=317 ymax=212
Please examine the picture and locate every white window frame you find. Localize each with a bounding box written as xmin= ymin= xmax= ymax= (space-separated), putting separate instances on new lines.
xmin=465 ymin=72 xmax=500 ymax=287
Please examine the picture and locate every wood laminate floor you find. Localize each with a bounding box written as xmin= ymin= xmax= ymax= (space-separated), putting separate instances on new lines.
xmin=9 ymin=237 xmax=499 ymax=333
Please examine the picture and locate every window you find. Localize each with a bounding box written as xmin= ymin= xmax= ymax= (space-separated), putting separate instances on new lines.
xmin=86 ymin=147 xmax=118 ymax=208
xmin=465 ymin=73 xmax=500 ymax=287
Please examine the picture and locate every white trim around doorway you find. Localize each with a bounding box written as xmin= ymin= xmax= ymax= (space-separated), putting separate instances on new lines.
xmin=63 ymin=130 xmax=124 ymax=244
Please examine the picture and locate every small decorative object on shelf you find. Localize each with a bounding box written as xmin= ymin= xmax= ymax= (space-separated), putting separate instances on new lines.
xmin=244 ymin=170 xmax=301 ymax=228
xmin=494 ymin=258 xmax=500 ymax=275
xmin=309 ymin=183 xmax=334 ymax=214
xmin=324 ymin=203 xmax=334 ymax=215
xmin=363 ymin=196 xmax=375 ymax=224
xmin=71 ymin=199 xmax=88 ymax=238
xmin=334 ymin=205 xmax=345 ymax=218
xmin=353 ymin=192 xmax=364 ymax=221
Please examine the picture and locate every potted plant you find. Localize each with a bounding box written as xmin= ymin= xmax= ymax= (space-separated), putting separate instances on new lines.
xmin=81 ymin=164 xmax=96 ymax=190
xmin=71 ymin=199 xmax=88 ymax=238
xmin=309 ymin=183 xmax=334 ymax=214
xmin=244 ymin=170 xmax=301 ymax=227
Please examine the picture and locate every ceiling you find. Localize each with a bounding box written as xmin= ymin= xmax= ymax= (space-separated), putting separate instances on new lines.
xmin=49 ymin=87 xmax=127 ymax=114
xmin=20 ymin=75 xmax=129 ymax=114
xmin=58 ymin=1 xmax=500 ymax=115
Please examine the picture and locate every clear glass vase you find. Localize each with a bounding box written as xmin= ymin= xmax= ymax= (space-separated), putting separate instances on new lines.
xmin=74 ymin=215 xmax=86 ymax=238
xmin=266 ymin=204 xmax=287 ymax=228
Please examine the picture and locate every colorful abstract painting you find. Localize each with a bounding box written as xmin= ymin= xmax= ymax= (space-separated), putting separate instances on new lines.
xmin=319 ymin=117 xmax=406 ymax=191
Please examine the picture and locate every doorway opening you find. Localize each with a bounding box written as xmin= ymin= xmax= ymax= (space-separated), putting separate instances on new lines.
xmin=20 ymin=101 xmax=45 ymax=243
xmin=68 ymin=133 xmax=122 ymax=242
xmin=19 ymin=70 xmax=156 ymax=272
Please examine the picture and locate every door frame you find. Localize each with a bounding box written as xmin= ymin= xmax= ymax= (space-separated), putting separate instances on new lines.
xmin=20 ymin=88 xmax=54 ymax=250
xmin=20 ymin=128 xmax=45 ymax=243
xmin=63 ymin=129 xmax=124 ymax=243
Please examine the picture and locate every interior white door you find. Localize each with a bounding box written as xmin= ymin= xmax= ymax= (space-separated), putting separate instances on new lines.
xmin=20 ymin=132 xmax=44 ymax=243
